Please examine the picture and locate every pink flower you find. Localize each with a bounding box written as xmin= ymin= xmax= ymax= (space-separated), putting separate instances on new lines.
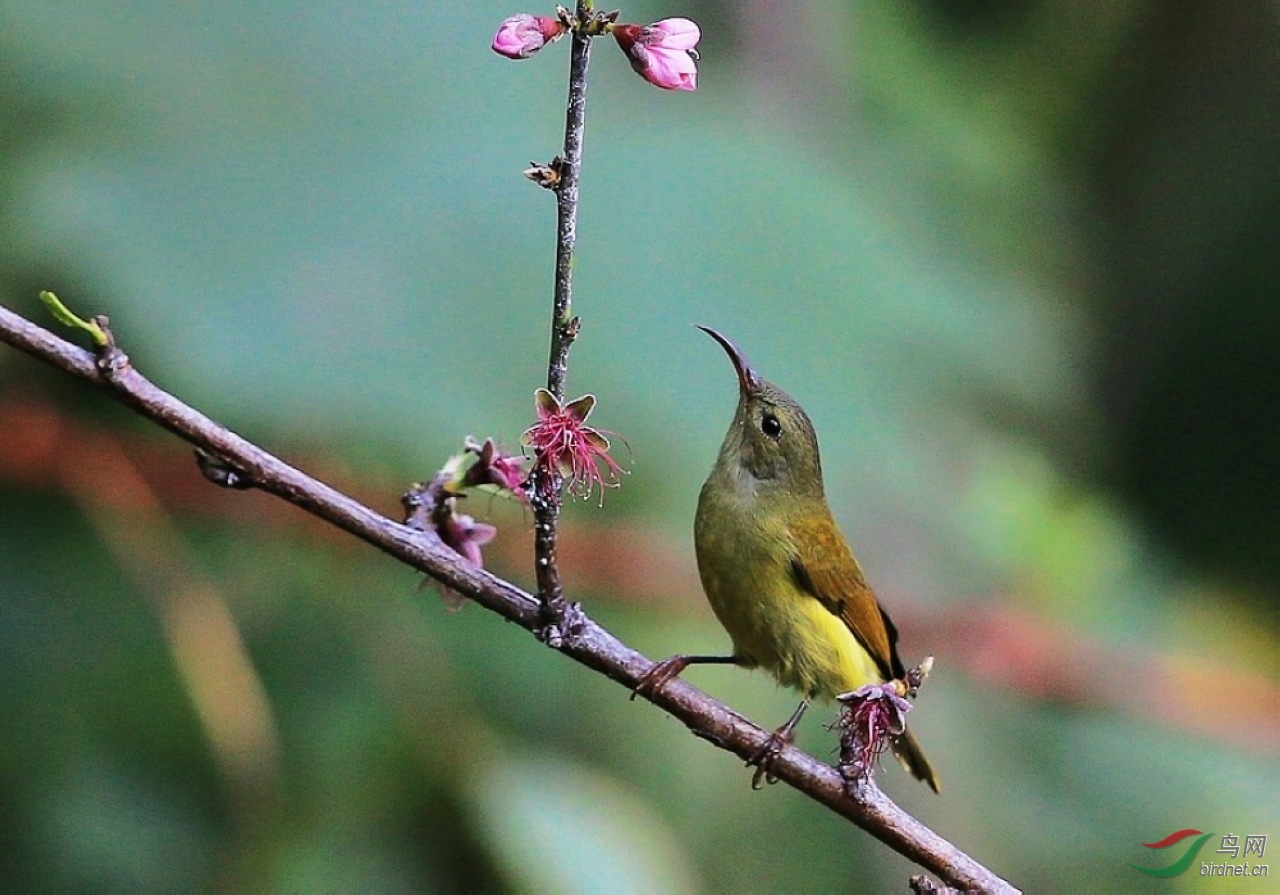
xmin=522 ymin=388 xmax=626 ymax=501
xmin=462 ymin=437 xmax=529 ymax=500
xmin=492 ymin=14 xmax=567 ymax=60
xmin=612 ymin=18 xmax=700 ymax=91
xmin=431 ymin=504 xmax=497 ymax=611
xmin=438 ymin=509 xmax=497 ymax=569
xmin=836 ymin=683 xmax=912 ymax=781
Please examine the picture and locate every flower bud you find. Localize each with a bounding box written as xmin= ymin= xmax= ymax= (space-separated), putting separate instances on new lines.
xmin=492 ymin=14 xmax=567 ymax=60
xmin=612 ymin=18 xmax=700 ymax=91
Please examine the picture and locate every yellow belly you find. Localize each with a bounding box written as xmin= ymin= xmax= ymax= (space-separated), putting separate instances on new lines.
xmin=695 ymin=506 xmax=884 ymax=701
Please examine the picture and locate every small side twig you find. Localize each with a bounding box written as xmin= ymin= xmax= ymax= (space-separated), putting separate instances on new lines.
xmin=911 ymin=874 xmax=966 ymax=894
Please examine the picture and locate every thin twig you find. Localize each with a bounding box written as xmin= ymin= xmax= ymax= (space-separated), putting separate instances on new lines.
xmin=546 ymin=7 xmax=591 ymax=403
xmin=531 ymin=1 xmax=594 ymax=641
xmin=0 ymin=302 xmax=1018 ymax=893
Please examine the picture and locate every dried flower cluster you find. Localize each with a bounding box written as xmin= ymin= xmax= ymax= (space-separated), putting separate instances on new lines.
xmin=417 ymin=381 xmax=630 ymax=598
xmin=405 ymin=438 xmax=529 ymax=609
xmin=836 ymin=682 xmax=913 ymax=784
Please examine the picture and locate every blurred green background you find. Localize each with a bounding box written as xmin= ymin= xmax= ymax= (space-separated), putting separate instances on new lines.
xmin=2 ymin=1 xmax=1276 ymax=891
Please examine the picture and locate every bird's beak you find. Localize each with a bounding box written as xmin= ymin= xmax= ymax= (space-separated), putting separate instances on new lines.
xmin=696 ymin=325 xmax=761 ymax=397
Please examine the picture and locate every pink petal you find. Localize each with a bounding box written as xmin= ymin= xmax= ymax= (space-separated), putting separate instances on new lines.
xmin=648 ymin=18 xmax=700 ymax=50
xmin=454 ymin=516 xmax=496 ymax=567
xmin=643 ymin=47 xmax=697 ymax=91
xmin=492 ymin=15 xmax=543 ymax=59
xmin=467 ymin=519 xmax=497 ymax=547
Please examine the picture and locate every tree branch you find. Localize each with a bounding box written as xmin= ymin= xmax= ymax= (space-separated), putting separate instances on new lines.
xmin=0 ymin=301 xmax=1017 ymax=892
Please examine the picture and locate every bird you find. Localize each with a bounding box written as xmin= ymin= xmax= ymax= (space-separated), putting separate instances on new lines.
xmin=638 ymin=325 xmax=939 ymax=792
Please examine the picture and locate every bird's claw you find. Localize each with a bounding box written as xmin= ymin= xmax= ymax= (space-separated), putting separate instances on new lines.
xmin=747 ymin=728 xmax=793 ymax=789
xmin=631 ymin=655 xmax=691 ymax=702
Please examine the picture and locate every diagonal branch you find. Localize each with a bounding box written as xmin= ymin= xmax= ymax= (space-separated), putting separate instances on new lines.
xmin=0 ymin=302 xmax=1018 ymax=893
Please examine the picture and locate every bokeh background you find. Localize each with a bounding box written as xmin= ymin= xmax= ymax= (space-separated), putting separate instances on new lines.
xmin=1 ymin=1 xmax=1276 ymax=891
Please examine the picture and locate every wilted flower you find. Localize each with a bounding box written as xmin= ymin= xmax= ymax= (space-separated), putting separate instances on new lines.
xmin=836 ymin=682 xmax=912 ymax=783
xmin=462 ymin=436 xmax=529 ymax=499
xmin=522 ymin=388 xmax=625 ymax=500
xmin=611 ymin=17 xmax=700 ymax=90
xmin=492 ymin=13 xmax=567 ymax=59
xmin=428 ymin=503 xmax=497 ymax=611
xmin=437 ymin=508 xmax=497 ymax=569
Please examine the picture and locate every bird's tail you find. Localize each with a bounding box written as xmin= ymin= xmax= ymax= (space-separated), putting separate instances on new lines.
xmin=892 ymin=727 xmax=940 ymax=793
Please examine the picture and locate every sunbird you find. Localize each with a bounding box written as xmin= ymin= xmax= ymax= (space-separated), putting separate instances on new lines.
xmin=641 ymin=326 xmax=939 ymax=792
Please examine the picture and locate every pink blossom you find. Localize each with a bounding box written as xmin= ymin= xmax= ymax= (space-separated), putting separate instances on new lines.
xmin=438 ymin=509 xmax=497 ymax=569
xmin=492 ymin=14 xmax=567 ymax=60
xmin=431 ymin=505 xmax=497 ymax=611
xmin=612 ymin=17 xmax=700 ymax=91
xmin=522 ymin=388 xmax=626 ymax=501
xmin=462 ymin=437 xmax=529 ymax=500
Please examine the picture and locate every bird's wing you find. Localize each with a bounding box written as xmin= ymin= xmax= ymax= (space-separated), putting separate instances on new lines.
xmin=788 ymin=512 xmax=905 ymax=682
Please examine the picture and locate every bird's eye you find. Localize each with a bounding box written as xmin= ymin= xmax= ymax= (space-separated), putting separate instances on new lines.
xmin=760 ymin=412 xmax=782 ymax=439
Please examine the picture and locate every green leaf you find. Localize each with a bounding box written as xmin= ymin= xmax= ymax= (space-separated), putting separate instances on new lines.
xmin=38 ymin=291 xmax=108 ymax=347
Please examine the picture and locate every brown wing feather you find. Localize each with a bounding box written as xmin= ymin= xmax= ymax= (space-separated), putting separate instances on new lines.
xmin=790 ymin=513 xmax=941 ymax=792
xmin=788 ymin=511 xmax=903 ymax=682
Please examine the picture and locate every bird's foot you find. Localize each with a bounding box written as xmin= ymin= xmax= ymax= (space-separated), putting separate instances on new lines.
xmin=747 ymin=726 xmax=795 ymax=789
xmin=630 ymin=654 xmax=693 ymax=701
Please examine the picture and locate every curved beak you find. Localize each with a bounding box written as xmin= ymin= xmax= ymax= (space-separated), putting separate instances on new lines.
xmin=696 ymin=325 xmax=760 ymax=397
